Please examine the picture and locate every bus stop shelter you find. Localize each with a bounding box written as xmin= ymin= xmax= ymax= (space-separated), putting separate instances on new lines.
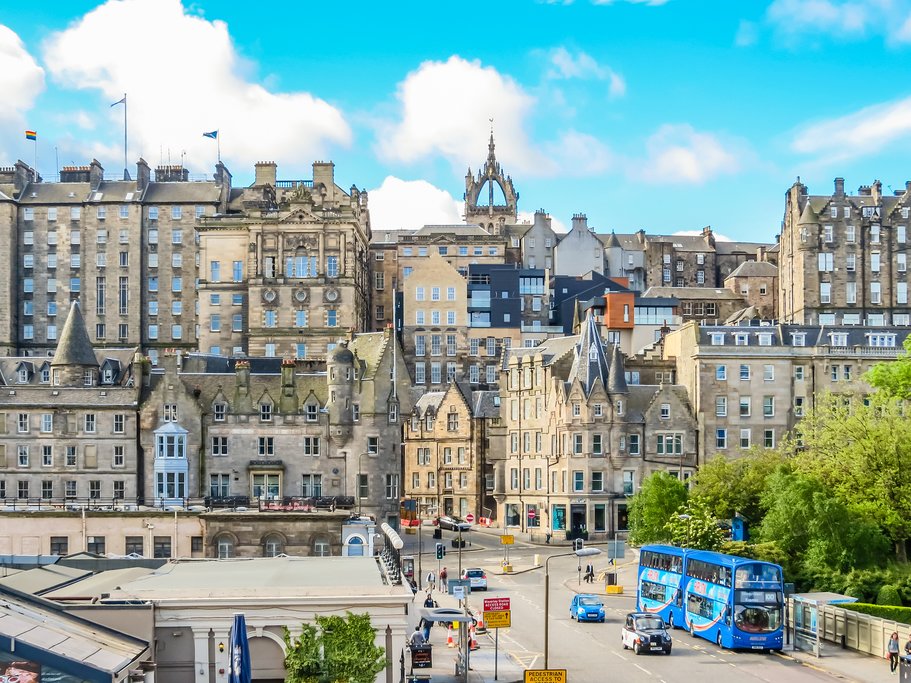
xmin=418 ymin=607 xmax=475 ymax=678
xmin=791 ymin=592 xmax=857 ymax=657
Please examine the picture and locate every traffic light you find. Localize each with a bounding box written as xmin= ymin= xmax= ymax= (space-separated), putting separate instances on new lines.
xmin=573 ymin=538 xmax=584 ymax=552
xmin=436 ymin=542 xmax=445 ymax=560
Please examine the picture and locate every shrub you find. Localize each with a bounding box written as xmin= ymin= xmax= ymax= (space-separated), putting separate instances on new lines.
xmin=878 ymin=584 xmax=903 ymax=607
xmin=841 ymin=603 xmax=911 ymax=624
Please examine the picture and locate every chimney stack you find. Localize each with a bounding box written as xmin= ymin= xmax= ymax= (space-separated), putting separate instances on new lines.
xmin=254 ymin=161 xmax=277 ymax=187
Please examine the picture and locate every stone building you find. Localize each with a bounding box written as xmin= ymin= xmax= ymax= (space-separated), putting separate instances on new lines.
xmin=662 ymin=321 xmax=911 ymax=463
xmin=553 ymin=214 xmax=605 ymax=277
xmin=518 ymin=210 xmax=558 ymax=270
xmin=139 ymin=326 xmax=412 ymax=525
xmin=643 ymin=286 xmax=747 ymax=323
xmin=779 ymin=177 xmax=911 ymax=326
xmin=464 ymin=132 xmax=520 ymax=237
xmin=496 ymin=313 xmax=697 ymax=540
xmin=368 ymin=230 xmax=400 ymax=332
xmin=0 ymin=302 xmax=143 ymax=505
xmin=724 ymin=260 xmax=779 ymax=320
xmin=403 ymin=381 xmax=496 ymax=522
xmin=197 ymin=161 xmax=371 ymax=358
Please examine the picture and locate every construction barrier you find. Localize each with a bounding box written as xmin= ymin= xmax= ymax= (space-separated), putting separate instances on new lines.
xmin=478 ymin=516 xmax=492 ymax=527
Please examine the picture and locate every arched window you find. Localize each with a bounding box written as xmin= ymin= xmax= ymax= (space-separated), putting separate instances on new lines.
xmin=216 ymin=534 xmax=234 ymax=559
xmin=263 ymin=534 xmax=284 ymax=557
xmin=346 ymin=536 xmax=364 ymax=557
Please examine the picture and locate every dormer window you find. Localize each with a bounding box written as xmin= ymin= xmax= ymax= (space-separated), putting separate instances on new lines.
xmin=16 ymin=368 xmax=28 ymax=384
xmin=39 ymin=365 xmax=50 ymax=383
xmin=792 ymin=333 xmax=806 ymax=347
xmin=388 ymin=402 xmax=398 ymax=423
xmin=306 ymin=404 xmax=318 ymax=421
xmin=101 ymin=368 xmax=114 ymax=384
xmin=425 ymin=414 xmax=434 ymax=430
xmin=260 ymin=403 xmax=273 ymax=422
xmin=213 ymin=402 xmax=227 ymax=421
xmin=411 ymin=416 xmax=419 ymax=432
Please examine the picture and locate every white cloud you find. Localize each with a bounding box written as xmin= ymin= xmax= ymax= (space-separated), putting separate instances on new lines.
xmin=376 ymin=55 xmax=554 ymax=176
xmin=636 ymin=124 xmax=741 ymax=184
xmin=734 ymin=20 xmax=759 ymax=47
xmin=545 ymin=47 xmax=626 ymax=98
xmin=791 ymin=95 xmax=911 ymax=162
xmin=368 ymin=176 xmax=463 ymax=231
xmin=545 ymin=130 xmax=613 ymax=175
xmin=765 ymin=0 xmax=911 ymax=44
xmin=0 ymin=25 xmax=45 ymax=161
xmin=42 ymin=0 xmax=350 ymax=174
xmin=674 ymin=229 xmax=733 ymax=242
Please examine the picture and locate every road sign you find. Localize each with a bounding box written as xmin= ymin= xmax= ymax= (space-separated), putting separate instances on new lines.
xmin=528 ymin=509 xmax=536 ymax=519
xmin=524 ymin=670 xmax=566 ymax=683
xmin=606 ymin=540 xmax=626 ymax=560
xmin=484 ymin=597 xmax=510 ymax=612
xmin=465 ymin=512 xmax=474 ymax=523
xmin=484 ymin=610 xmax=511 ymax=628
xmin=500 ymin=534 xmax=514 ymax=545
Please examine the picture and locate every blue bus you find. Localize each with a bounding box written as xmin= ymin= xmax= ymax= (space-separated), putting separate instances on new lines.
xmin=635 ymin=545 xmax=686 ymax=628
xmin=636 ymin=546 xmax=784 ymax=651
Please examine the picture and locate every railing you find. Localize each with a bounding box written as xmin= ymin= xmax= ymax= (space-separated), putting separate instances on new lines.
xmin=825 ymin=346 xmax=900 ymax=357
xmin=275 ymin=180 xmax=314 ymax=188
xmin=0 ymin=497 xmax=197 ymax=511
xmin=258 ymin=496 xmax=355 ymax=512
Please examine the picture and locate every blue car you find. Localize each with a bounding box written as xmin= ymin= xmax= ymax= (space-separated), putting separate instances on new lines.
xmin=570 ymin=594 xmax=606 ymax=623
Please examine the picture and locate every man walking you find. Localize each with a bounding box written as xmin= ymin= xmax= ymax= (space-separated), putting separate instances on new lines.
xmin=440 ymin=567 xmax=448 ymax=591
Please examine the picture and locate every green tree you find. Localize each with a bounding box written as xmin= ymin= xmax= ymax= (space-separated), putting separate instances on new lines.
xmin=689 ymin=449 xmax=788 ymax=523
xmin=284 ymin=612 xmax=386 ymax=683
xmin=793 ymin=393 xmax=911 ymax=562
xmin=866 ymin=336 xmax=911 ymax=399
xmin=628 ymin=472 xmax=688 ymax=545
xmin=757 ymin=469 xmax=889 ymax=576
xmin=666 ymin=500 xmax=725 ymax=551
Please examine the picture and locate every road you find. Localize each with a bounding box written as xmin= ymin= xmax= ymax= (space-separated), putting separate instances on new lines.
xmin=404 ymin=527 xmax=843 ymax=682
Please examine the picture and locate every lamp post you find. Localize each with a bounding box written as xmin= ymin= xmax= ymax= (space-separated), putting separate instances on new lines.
xmin=678 ymin=513 xmax=692 ymax=548
xmin=544 ymin=547 xmax=601 ymax=669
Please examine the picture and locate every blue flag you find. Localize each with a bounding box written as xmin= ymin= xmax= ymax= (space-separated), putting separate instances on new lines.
xmin=228 ymin=613 xmax=251 ymax=683
xmin=203 ymin=130 xmax=218 ymax=139
xmin=111 ymin=95 xmax=126 ymax=107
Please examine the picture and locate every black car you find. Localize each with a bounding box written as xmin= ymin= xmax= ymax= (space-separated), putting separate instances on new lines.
xmin=435 ymin=516 xmax=471 ymax=532
xmin=621 ymin=612 xmax=672 ymax=655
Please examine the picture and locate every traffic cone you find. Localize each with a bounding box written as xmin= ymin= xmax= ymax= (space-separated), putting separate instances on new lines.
xmin=475 ymin=617 xmax=487 ymax=634
xmin=447 ymin=627 xmax=455 ymax=648
xmin=469 ymin=626 xmax=479 ymax=651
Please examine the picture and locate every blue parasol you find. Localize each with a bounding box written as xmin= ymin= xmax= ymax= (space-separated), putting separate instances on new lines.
xmin=228 ymin=613 xmax=252 ymax=683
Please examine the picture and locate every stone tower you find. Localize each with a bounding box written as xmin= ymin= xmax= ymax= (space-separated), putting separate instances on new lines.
xmin=464 ymin=132 xmax=518 ymax=234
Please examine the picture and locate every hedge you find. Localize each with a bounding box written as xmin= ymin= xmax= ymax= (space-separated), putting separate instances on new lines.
xmin=841 ymin=602 xmax=911 ymax=624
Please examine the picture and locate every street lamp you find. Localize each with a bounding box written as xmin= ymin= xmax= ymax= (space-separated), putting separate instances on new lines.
xmin=678 ymin=513 xmax=692 ymax=548
xmin=544 ymin=547 xmax=601 ymax=669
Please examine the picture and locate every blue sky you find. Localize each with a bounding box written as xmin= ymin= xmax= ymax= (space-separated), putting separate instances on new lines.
xmin=2 ymin=0 xmax=911 ymax=241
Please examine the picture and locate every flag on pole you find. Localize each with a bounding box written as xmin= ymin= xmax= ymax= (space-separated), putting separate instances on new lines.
xmin=111 ymin=96 xmax=126 ymax=107
xmin=203 ymin=130 xmax=218 ymax=139
xmin=25 ymin=130 xmax=37 ymax=141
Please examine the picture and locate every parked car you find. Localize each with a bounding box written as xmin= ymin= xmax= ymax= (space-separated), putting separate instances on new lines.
xmin=570 ymin=594 xmax=605 ymax=623
xmin=461 ymin=568 xmax=488 ymax=591
xmin=435 ymin=516 xmax=472 ymax=532
xmin=621 ymin=612 xmax=672 ymax=655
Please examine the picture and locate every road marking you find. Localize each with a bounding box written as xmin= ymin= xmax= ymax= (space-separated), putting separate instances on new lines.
xmin=634 ymin=663 xmax=651 ymax=675
xmin=610 ymin=651 xmax=628 ymax=661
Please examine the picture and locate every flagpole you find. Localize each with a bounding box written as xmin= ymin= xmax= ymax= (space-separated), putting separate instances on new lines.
xmin=217 ymin=132 xmax=221 ymax=164
xmin=33 ymin=138 xmax=37 ymax=179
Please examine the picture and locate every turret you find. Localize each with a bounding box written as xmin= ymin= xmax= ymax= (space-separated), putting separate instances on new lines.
xmin=327 ymin=341 xmax=354 ymax=447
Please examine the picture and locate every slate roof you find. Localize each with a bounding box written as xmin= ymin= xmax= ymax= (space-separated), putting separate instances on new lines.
xmin=471 ymin=390 xmax=501 ymax=419
xmin=414 ymin=391 xmax=445 ymax=415
xmin=141 ymin=181 xmax=221 ymax=203
xmin=714 ymin=240 xmax=774 ymax=255
xmin=52 ymin=302 xmax=99 ymax=368
xmin=725 ymin=261 xmax=778 ymax=278
xmin=643 ymin=286 xmax=744 ymax=301
xmin=413 ymin=224 xmax=490 ymax=237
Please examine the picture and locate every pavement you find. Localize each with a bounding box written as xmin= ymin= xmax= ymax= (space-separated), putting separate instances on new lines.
xmin=403 ymin=526 xmax=894 ymax=682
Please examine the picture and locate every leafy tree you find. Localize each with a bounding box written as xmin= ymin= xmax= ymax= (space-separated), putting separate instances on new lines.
xmin=666 ymin=500 xmax=725 ymax=551
xmin=284 ymin=612 xmax=386 ymax=683
xmin=866 ymin=336 xmax=911 ymax=399
xmin=756 ymin=469 xmax=889 ymax=577
xmin=689 ymin=449 xmax=788 ymax=523
xmin=877 ymin=584 xmax=902 ymax=606
xmin=792 ymin=393 xmax=911 ymax=562
xmin=628 ymin=472 xmax=687 ymax=545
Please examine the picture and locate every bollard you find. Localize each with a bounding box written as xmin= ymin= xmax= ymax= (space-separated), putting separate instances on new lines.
xmin=534 ymin=554 xmax=541 ymax=567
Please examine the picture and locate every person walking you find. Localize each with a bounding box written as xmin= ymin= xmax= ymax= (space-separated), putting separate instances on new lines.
xmin=426 ymin=570 xmax=436 ymax=591
xmin=439 ymin=567 xmax=448 ymax=591
xmin=410 ymin=625 xmax=426 ymax=649
xmin=905 ymin=632 xmax=911 ymax=657
xmin=888 ymin=631 xmax=900 ymax=673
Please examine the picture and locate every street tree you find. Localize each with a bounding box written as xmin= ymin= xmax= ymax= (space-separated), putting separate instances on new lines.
xmin=866 ymin=336 xmax=911 ymax=399
xmin=666 ymin=500 xmax=725 ymax=551
xmin=757 ymin=469 xmax=889 ymax=576
xmin=791 ymin=393 xmax=911 ymax=562
xmin=689 ymin=449 xmax=787 ymax=523
xmin=284 ymin=612 xmax=386 ymax=683
xmin=628 ymin=471 xmax=688 ymax=545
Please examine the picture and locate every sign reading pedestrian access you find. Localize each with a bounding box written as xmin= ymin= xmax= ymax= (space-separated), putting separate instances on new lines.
xmin=524 ymin=670 xmax=567 ymax=683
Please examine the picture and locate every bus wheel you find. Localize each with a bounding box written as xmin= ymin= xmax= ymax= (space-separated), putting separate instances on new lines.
xmin=689 ymin=624 xmax=696 ymax=638
xmin=716 ymin=631 xmax=723 ymax=647
xmin=668 ymin=613 xmax=674 ymax=629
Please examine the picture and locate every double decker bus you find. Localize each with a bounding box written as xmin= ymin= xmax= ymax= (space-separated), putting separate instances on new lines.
xmin=682 ymin=550 xmax=784 ymax=651
xmin=635 ymin=545 xmax=686 ymax=628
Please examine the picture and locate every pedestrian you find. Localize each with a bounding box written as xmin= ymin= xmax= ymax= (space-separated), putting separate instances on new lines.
xmin=440 ymin=567 xmax=448 ymax=591
xmin=905 ymin=633 xmax=911 ymax=657
xmin=426 ymin=570 xmax=436 ymax=591
xmin=410 ymin=625 xmax=426 ymax=649
xmin=888 ymin=631 xmax=900 ymax=673
xmin=424 ymin=592 xmax=434 ymax=609
xmin=588 ymin=565 xmax=595 ymax=583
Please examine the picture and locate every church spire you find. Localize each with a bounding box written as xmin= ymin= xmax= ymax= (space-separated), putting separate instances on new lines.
xmin=487 ymin=121 xmax=496 ymax=166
